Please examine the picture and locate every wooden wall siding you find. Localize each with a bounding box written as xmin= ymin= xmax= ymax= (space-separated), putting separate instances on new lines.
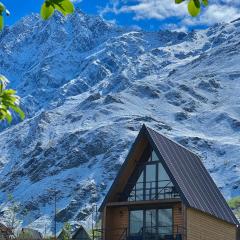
xmin=187 ymin=208 xmax=237 ymax=240
xmin=173 ymin=203 xmax=184 ymax=227
xmin=173 ymin=203 xmax=186 ymax=240
xmin=104 ymin=206 xmax=128 ymax=240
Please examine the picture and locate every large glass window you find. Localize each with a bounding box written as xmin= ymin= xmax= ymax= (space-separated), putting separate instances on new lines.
xmin=129 ymin=208 xmax=173 ymax=239
xmin=128 ymin=150 xmax=179 ymax=201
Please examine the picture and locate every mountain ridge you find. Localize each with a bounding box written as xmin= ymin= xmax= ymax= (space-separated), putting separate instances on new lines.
xmin=0 ymin=10 xmax=239 ymax=233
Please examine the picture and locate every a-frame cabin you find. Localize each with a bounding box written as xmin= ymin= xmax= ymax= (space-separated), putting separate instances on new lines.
xmin=99 ymin=125 xmax=239 ymax=240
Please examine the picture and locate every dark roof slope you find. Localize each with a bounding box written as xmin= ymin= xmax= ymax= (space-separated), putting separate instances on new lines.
xmin=100 ymin=124 xmax=239 ymax=225
xmin=145 ymin=126 xmax=239 ymax=225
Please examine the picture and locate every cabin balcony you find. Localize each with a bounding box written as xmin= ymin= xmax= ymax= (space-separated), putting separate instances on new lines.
xmin=126 ymin=180 xmax=180 ymax=202
xmin=116 ymin=180 xmax=180 ymax=203
xmin=93 ymin=225 xmax=186 ymax=240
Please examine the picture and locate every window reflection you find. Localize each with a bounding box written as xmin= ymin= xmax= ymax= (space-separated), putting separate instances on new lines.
xmin=130 ymin=210 xmax=143 ymax=235
xmin=129 ymin=208 xmax=173 ymax=238
xmin=158 ymin=209 xmax=173 ymax=236
xmin=145 ymin=164 xmax=156 ymax=200
xmin=152 ymin=150 xmax=159 ymax=161
xmin=128 ymin=150 xmax=179 ymax=201
xmin=145 ymin=209 xmax=157 ymax=236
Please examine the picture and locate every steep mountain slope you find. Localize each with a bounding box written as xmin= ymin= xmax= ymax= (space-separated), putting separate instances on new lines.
xmin=0 ymin=10 xmax=239 ymax=232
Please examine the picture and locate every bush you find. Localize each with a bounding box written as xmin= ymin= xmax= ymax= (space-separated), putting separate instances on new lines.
xmin=228 ymin=196 xmax=240 ymax=209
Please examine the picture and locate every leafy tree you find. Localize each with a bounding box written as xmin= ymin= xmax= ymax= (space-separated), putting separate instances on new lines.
xmin=0 ymin=75 xmax=25 ymax=123
xmin=2 ymin=194 xmax=21 ymax=235
xmin=62 ymin=222 xmax=71 ymax=240
xmin=228 ymin=196 xmax=240 ymax=219
xmin=175 ymin=0 xmax=208 ymax=17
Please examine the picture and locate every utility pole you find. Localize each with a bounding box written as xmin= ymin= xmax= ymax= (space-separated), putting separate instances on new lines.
xmin=48 ymin=188 xmax=58 ymax=239
xmin=95 ymin=204 xmax=98 ymax=226
xmin=92 ymin=210 xmax=94 ymax=236
xmin=54 ymin=190 xmax=57 ymax=240
xmin=44 ymin=223 xmax=47 ymax=239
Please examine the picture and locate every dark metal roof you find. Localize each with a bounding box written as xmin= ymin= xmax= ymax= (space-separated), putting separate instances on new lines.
xmin=145 ymin=125 xmax=239 ymax=225
xmin=100 ymin=124 xmax=239 ymax=225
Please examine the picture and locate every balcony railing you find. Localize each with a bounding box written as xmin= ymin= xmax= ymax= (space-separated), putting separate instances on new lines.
xmin=93 ymin=228 xmax=127 ymax=240
xmin=92 ymin=225 xmax=186 ymax=240
xmin=127 ymin=180 xmax=180 ymax=202
xmin=137 ymin=225 xmax=186 ymax=240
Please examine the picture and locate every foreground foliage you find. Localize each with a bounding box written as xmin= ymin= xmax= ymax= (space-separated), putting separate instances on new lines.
xmin=0 ymin=75 xmax=25 ymax=123
xmin=0 ymin=1 xmax=9 ymax=30
xmin=228 ymin=196 xmax=240 ymax=219
xmin=176 ymin=0 xmax=208 ymax=17
xmin=228 ymin=196 xmax=240 ymax=209
xmin=41 ymin=0 xmax=74 ymax=20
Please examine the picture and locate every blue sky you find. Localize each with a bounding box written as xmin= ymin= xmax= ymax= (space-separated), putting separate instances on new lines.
xmin=4 ymin=0 xmax=240 ymax=31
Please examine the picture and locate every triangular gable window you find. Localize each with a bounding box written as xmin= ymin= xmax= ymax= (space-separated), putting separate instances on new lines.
xmin=128 ymin=150 xmax=179 ymax=201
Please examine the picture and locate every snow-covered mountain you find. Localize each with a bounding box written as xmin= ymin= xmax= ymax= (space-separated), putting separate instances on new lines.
xmin=0 ymin=9 xmax=240 ymax=233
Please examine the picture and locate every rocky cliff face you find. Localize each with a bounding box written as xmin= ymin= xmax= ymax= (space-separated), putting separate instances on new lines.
xmin=0 ymin=10 xmax=239 ymax=232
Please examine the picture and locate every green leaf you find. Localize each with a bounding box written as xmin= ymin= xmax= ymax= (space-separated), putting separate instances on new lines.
xmin=0 ymin=74 xmax=9 ymax=83
xmin=0 ymin=75 xmax=25 ymax=123
xmin=61 ymin=0 xmax=74 ymax=14
xmin=9 ymin=104 xmax=25 ymax=120
xmin=0 ymin=14 xmax=3 ymax=30
xmin=175 ymin=0 xmax=185 ymax=3
xmin=41 ymin=2 xmax=55 ymax=20
xmin=194 ymin=0 xmax=201 ymax=8
xmin=5 ymin=110 xmax=12 ymax=123
xmin=202 ymin=0 xmax=208 ymax=7
xmin=0 ymin=2 xmax=5 ymax=14
xmin=4 ymin=89 xmax=16 ymax=95
xmin=0 ymin=75 xmax=8 ymax=91
xmin=188 ymin=0 xmax=201 ymax=17
xmin=55 ymin=0 xmax=74 ymax=15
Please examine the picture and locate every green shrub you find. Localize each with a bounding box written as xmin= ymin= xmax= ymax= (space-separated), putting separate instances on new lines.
xmin=228 ymin=196 xmax=240 ymax=209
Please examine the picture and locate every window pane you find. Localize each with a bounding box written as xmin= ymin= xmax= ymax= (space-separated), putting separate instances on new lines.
xmin=152 ymin=151 xmax=159 ymax=161
xmin=158 ymin=163 xmax=171 ymax=184
xmin=158 ymin=163 xmax=174 ymax=199
xmin=135 ymin=172 xmax=143 ymax=200
xmin=158 ymin=209 xmax=173 ymax=236
xmin=130 ymin=210 xmax=143 ymax=235
xmin=145 ymin=209 xmax=157 ymax=239
xmin=145 ymin=164 xmax=156 ymax=200
xmin=129 ymin=172 xmax=144 ymax=201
